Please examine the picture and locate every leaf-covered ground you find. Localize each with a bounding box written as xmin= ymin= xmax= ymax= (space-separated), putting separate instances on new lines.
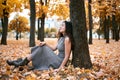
xmin=0 ymin=38 xmax=120 ymax=80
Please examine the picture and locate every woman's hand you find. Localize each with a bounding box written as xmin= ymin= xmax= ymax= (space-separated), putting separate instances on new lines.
xmin=54 ymin=68 xmax=60 ymax=72
xmin=54 ymin=66 xmax=64 ymax=72
xmin=39 ymin=42 xmax=46 ymax=46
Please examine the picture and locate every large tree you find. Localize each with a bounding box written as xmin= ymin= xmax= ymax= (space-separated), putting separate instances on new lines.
xmin=70 ymin=0 xmax=92 ymax=69
xmin=29 ymin=0 xmax=36 ymax=47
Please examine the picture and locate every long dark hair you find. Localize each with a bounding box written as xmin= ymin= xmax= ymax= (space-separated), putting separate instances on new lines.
xmin=58 ymin=21 xmax=74 ymax=50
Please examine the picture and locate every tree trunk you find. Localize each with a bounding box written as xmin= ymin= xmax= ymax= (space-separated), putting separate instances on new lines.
xmin=1 ymin=18 xmax=4 ymax=40
xmin=19 ymin=32 xmax=21 ymax=39
xmin=1 ymin=16 xmax=8 ymax=45
xmin=103 ymin=17 xmax=107 ymax=39
xmin=70 ymin=0 xmax=92 ymax=69
xmin=106 ymin=16 xmax=110 ymax=43
xmin=118 ymin=24 xmax=120 ymax=39
xmin=40 ymin=14 xmax=45 ymax=41
xmin=112 ymin=15 xmax=119 ymax=41
xmin=111 ymin=29 xmax=114 ymax=39
xmin=1 ymin=0 xmax=8 ymax=45
xmin=39 ymin=0 xmax=47 ymax=41
xmin=16 ymin=20 xmax=19 ymax=40
xmin=115 ymin=24 xmax=119 ymax=41
xmin=88 ymin=0 xmax=93 ymax=44
xmin=1 ymin=19 xmax=4 ymax=29
xmin=29 ymin=0 xmax=36 ymax=47
xmin=112 ymin=15 xmax=115 ymax=40
xmin=37 ymin=18 xmax=40 ymax=40
xmin=16 ymin=31 xmax=19 ymax=40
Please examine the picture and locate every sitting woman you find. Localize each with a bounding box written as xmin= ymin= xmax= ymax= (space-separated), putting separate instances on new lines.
xmin=7 ymin=21 xmax=74 ymax=71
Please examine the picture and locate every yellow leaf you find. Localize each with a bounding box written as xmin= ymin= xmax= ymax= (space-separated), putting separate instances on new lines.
xmin=26 ymin=75 xmax=36 ymax=80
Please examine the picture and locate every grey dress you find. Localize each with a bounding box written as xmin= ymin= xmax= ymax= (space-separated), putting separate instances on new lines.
xmin=31 ymin=37 xmax=65 ymax=70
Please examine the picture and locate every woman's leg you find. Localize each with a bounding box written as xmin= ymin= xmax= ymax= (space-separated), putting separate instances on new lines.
xmin=12 ymin=46 xmax=43 ymax=67
xmin=6 ymin=58 xmax=23 ymax=66
xmin=7 ymin=46 xmax=42 ymax=67
xmin=26 ymin=54 xmax=32 ymax=61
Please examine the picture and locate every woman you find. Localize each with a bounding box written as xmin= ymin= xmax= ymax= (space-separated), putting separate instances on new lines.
xmin=7 ymin=21 xmax=74 ymax=71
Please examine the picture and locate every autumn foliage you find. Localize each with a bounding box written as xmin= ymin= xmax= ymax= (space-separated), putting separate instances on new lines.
xmin=8 ymin=16 xmax=30 ymax=32
xmin=92 ymin=0 xmax=120 ymax=20
xmin=0 ymin=0 xmax=29 ymax=18
xmin=0 ymin=0 xmax=120 ymax=79
xmin=36 ymin=1 xmax=48 ymax=19
xmin=48 ymin=3 xmax=69 ymax=20
xmin=0 ymin=39 xmax=120 ymax=79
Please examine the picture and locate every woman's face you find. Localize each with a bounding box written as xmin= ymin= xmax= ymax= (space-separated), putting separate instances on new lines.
xmin=59 ymin=22 xmax=66 ymax=34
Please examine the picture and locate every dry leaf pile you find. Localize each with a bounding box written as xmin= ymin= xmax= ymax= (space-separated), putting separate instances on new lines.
xmin=0 ymin=38 xmax=120 ymax=80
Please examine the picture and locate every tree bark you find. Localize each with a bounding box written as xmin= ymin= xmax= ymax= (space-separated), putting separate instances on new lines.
xmin=40 ymin=14 xmax=45 ymax=41
xmin=112 ymin=15 xmax=119 ymax=41
xmin=112 ymin=15 xmax=115 ymax=40
xmin=37 ymin=18 xmax=40 ymax=40
xmin=88 ymin=0 xmax=93 ymax=44
xmin=118 ymin=24 xmax=120 ymax=40
xmin=115 ymin=24 xmax=119 ymax=41
xmin=103 ymin=17 xmax=107 ymax=39
xmin=16 ymin=19 xmax=19 ymax=40
xmin=106 ymin=16 xmax=110 ymax=43
xmin=70 ymin=0 xmax=92 ymax=69
xmin=29 ymin=0 xmax=36 ymax=47
xmin=1 ymin=0 xmax=8 ymax=45
xmin=39 ymin=0 xmax=47 ymax=41
xmin=1 ymin=16 xmax=8 ymax=45
xmin=19 ymin=32 xmax=21 ymax=39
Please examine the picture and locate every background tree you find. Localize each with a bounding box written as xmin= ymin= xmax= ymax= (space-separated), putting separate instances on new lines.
xmin=115 ymin=8 xmax=120 ymax=40
xmin=92 ymin=0 xmax=120 ymax=42
xmin=8 ymin=16 xmax=29 ymax=40
xmin=70 ymin=0 xmax=92 ymax=69
xmin=97 ymin=0 xmax=105 ymax=40
xmin=36 ymin=0 xmax=48 ymax=41
xmin=0 ymin=0 xmax=9 ymax=45
xmin=0 ymin=0 xmax=29 ymax=44
xmin=36 ymin=1 xmax=43 ymax=40
xmin=29 ymin=0 xmax=36 ymax=47
xmin=39 ymin=0 xmax=46 ymax=41
xmin=88 ymin=0 xmax=93 ymax=44
xmin=111 ymin=1 xmax=120 ymax=41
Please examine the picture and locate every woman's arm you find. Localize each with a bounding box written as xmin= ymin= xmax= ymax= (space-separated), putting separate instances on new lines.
xmin=58 ymin=37 xmax=71 ymax=70
xmin=39 ymin=41 xmax=57 ymax=51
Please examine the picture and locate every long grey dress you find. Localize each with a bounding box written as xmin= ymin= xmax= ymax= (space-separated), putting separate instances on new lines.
xmin=31 ymin=37 xmax=65 ymax=70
